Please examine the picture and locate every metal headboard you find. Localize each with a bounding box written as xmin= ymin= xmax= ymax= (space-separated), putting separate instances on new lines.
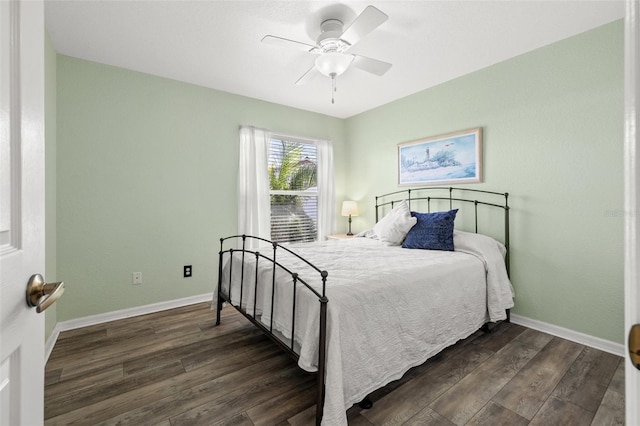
xmin=375 ymin=187 xmax=510 ymax=275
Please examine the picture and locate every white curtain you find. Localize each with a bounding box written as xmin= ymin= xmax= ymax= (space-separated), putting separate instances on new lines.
xmin=237 ymin=126 xmax=271 ymax=248
xmin=317 ymin=138 xmax=336 ymax=239
xmin=238 ymin=126 xmax=335 ymax=244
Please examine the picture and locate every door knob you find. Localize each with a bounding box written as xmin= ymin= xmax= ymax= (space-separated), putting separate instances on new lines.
xmin=629 ymin=323 xmax=640 ymax=370
xmin=26 ymin=274 xmax=64 ymax=313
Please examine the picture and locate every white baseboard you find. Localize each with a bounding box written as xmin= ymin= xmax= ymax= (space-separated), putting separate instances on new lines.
xmin=44 ymin=293 xmax=212 ymax=362
xmin=45 ymin=325 xmax=63 ymax=362
xmin=510 ymin=313 xmax=624 ymax=357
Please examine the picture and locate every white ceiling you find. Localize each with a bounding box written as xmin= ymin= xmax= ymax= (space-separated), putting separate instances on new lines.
xmin=45 ymin=0 xmax=625 ymax=119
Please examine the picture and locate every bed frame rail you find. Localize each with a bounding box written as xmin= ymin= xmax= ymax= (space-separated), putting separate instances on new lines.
xmin=216 ymin=234 xmax=328 ymax=425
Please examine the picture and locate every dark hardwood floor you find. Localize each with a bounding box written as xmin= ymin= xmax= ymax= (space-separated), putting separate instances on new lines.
xmin=44 ymin=302 xmax=624 ymax=425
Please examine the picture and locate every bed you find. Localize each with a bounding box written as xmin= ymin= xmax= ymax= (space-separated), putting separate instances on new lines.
xmin=214 ymin=187 xmax=514 ymax=426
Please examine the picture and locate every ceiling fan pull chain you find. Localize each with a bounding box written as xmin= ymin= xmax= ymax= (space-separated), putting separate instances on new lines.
xmin=331 ymin=74 xmax=336 ymax=104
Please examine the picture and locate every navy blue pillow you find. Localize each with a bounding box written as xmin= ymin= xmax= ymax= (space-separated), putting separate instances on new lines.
xmin=402 ymin=209 xmax=458 ymax=251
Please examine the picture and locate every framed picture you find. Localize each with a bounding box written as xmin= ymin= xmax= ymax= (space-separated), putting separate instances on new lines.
xmin=398 ymin=127 xmax=482 ymax=186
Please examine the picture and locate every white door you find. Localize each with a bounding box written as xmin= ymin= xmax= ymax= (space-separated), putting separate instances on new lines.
xmin=0 ymin=0 xmax=46 ymax=424
xmin=626 ymin=0 xmax=640 ymax=424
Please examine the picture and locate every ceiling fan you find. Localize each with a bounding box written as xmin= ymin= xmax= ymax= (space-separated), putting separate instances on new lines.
xmin=262 ymin=5 xmax=392 ymax=104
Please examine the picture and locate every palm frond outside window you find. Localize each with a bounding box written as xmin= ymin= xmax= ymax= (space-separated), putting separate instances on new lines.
xmin=268 ymin=138 xmax=318 ymax=243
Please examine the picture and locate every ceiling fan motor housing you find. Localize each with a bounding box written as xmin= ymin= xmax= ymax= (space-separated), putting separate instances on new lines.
xmin=317 ymin=19 xmax=350 ymax=52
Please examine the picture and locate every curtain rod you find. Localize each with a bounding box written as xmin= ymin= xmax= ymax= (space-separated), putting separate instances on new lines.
xmin=239 ymin=124 xmax=330 ymax=144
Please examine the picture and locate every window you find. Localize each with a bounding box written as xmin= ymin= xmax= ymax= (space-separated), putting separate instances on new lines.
xmin=237 ymin=125 xmax=334 ymax=247
xmin=268 ymin=136 xmax=318 ymax=243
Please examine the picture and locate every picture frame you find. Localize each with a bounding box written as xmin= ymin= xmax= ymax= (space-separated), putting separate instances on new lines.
xmin=398 ymin=127 xmax=483 ymax=186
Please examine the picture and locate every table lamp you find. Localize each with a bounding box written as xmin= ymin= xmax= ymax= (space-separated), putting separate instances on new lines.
xmin=341 ymin=201 xmax=359 ymax=236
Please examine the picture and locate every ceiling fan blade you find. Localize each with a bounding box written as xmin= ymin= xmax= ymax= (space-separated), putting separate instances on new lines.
xmin=261 ymin=35 xmax=317 ymax=53
xmin=340 ymin=5 xmax=388 ymax=47
xmin=295 ymin=65 xmax=320 ymax=85
xmin=351 ymin=55 xmax=392 ymax=76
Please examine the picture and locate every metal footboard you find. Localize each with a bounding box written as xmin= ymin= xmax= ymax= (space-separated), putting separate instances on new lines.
xmin=216 ymin=235 xmax=328 ymax=425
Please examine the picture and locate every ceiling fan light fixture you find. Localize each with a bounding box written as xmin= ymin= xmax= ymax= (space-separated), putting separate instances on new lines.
xmin=315 ymin=52 xmax=354 ymax=77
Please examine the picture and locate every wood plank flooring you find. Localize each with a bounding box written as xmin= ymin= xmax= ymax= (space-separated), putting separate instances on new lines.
xmin=45 ymin=302 xmax=625 ymax=425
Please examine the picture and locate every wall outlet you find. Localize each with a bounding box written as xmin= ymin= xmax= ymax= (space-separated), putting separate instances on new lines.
xmin=132 ymin=272 xmax=142 ymax=285
xmin=184 ymin=265 xmax=192 ymax=278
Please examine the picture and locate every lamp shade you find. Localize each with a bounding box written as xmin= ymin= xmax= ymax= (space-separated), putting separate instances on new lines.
xmin=341 ymin=201 xmax=359 ymax=217
xmin=315 ymin=53 xmax=354 ymax=77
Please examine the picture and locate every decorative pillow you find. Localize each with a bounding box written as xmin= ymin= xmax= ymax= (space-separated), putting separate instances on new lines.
xmin=372 ymin=201 xmax=417 ymax=245
xmin=402 ymin=209 xmax=459 ymax=251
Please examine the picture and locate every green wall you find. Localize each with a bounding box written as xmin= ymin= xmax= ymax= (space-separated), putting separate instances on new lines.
xmin=344 ymin=21 xmax=624 ymax=343
xmin=54 ymin=20 xmax=624 ymax=344
xmin=55 ymin=56 xmax=346 ymax=321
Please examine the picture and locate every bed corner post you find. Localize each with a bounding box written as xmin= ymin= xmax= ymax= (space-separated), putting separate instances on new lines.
xmin=216 ymin=238 xmax=224 ymax=326
xmin=504 ymin=193 xmax=511 ymax=324
xmin=504 ymin=193 xmax=510 ymax=277
xmin=316 ymin=270 xmax=329 ymax=426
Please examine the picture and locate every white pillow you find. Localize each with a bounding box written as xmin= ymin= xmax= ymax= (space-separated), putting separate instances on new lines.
xmin=373 ymin=200 xmax=417 ymax=245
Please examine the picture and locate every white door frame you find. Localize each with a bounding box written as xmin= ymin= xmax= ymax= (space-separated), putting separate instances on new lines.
xmin=625 ymin=0 xmax=640 ymax=424
xmin=0 ymin=0 xmax=45 ymax=424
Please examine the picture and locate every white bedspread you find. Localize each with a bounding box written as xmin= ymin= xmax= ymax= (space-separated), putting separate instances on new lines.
xmin=218 ymin=232 xmax=514 ymax=426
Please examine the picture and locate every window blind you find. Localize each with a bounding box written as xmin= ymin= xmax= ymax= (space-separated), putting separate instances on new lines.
xmin=268 ymin=138 xmax=318 ymax=243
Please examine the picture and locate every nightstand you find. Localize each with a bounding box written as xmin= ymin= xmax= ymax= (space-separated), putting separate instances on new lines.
xmin=327 ymin=233 xmax=355 ymax=240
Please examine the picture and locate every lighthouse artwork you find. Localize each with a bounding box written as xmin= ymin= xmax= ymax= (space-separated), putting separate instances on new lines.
xmin=398 ymin=128 xmax=482 ymax=186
